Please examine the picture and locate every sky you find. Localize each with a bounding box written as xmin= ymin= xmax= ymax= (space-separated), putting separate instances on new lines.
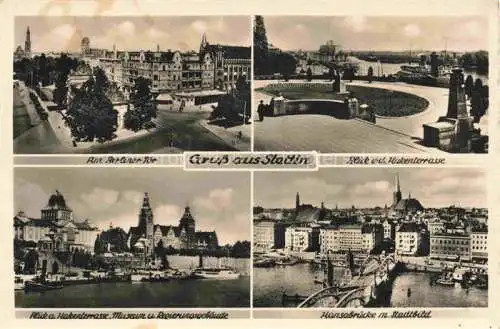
xmin=260 ymin=16 xmax=488 ymax=52
xmin=254 ymin=168 xmax=487 ymax=209
xmin=15 ymin=16 xmax=251 ymax=53
xmin=14 ymin=168 xmax=251 ymax=245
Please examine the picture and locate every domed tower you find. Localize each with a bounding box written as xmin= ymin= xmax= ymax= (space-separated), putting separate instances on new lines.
xmin=179 ymin=205 xmax=196 ymax=248
xmin=81 ymin=37 xmax=90 ymax=55
xmin=41 ymin=190 xmax=73 ymax=221
xmin=138 ymin=192 xmax=154 ymax=254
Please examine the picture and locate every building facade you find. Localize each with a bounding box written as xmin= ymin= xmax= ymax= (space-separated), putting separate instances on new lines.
xmin=13 ymin=191 xmax=99 ymax=252
xmin=429 ymin=232 xmax=471 ymax=261
xmin=128 ymin=193 xmax=219 ymax=256
xmin=199 ymin=33 xmax=251 ymax=91
xmin=396 ymin=223 xmax=424 ymax=256
xmin=253 ymin=219 xmax=278 ymax=252
xmin=285 ymin=226 xmax=319 ymax=252
xmin=121 ymin=49 xmax=214 ymax=94
xmin=470 ymin=230 xmax=488 ymax=261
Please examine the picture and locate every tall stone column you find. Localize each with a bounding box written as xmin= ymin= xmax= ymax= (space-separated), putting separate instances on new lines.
xmin=446 ymin=68 xmax=466 ymax=119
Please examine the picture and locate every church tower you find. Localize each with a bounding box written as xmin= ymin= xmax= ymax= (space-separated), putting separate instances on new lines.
xmin=24 ymin=27 xmax=31 ymax=57
xmin=138 ymin=192 xmax=154 ymax=254
xmin=199 ymin=33 xmax=208 ymax=57
xmin=179 ymin=205 xmax=196 ymax=248
xmin=392 ymin=173 xmax=402 ymax=207
xmin=295 ymin=192 xmax=300 ymax=209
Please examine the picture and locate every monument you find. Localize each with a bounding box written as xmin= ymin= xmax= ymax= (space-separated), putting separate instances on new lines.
xmin=423 ymin=68 xmax=486 ymax=153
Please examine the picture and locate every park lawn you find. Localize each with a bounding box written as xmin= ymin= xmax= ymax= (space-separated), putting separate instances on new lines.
xmin=258 ymin=84 xmax=429 ymax=117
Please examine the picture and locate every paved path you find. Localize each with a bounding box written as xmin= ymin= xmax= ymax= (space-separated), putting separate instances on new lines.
xmin=254 ymin=115 xmax=437 ymax=153
xmin=253 ymin=79 xmax=451 ymax=153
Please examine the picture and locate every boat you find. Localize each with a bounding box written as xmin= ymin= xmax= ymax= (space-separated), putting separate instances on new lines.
xmin=130 ymin=269 xmax=168 ymax=282
xmin=253 ymin=258 xmax=275 ymax=268
xmin=192 ymin=267 xmax=240 ymax=280
xmin=452 ymin=267 xmax=468 ymax=282
xmin=275 ymin=258 xmax=298 ymax=266
xmin=24 ymin=280 xmax=64 ymax=292
xmin=435 ymin=272 xmax=455 ymax=286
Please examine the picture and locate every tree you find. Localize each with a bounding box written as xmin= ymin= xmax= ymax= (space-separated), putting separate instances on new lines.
xmin=481 ymin=85 xmax=489 ymax=116
xmin=367 ymin=66 xmax=374 ymax=83
xmin=470 ymin=78 xmax=485 ymax=123
xmin=24 ymin=249 xmax=38 ymax=274
xmin=66 ymin=71 xmax=118 ymax=143
xmin=124 ymin=77 xmax=156 ymax=131
xmin=273 ymin=52 xmax=297 ymax=77
xmin=465 ymin=75 xmax=474 ymax=99
xmin=254 ymin=16 xmax=269 ymax=75
xmin=306 ymin=67 xmax=312 ymax=81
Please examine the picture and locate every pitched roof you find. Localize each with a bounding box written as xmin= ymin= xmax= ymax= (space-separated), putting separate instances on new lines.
xmin=195 ymin=231 xmax=218 ymax=244
xmin=394 ymin=198 xmax=424 ymax=212
xmin=206 ymin=44 xmax=251 ymax=60
xmin=397 ymin=222 xmax=423 ymax=232
xmin=155 ymin=224 xmax=180 ymax=237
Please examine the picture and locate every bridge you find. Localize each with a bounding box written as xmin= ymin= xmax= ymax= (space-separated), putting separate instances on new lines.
xmin=296 ymin=254 xmax=398 ymax=308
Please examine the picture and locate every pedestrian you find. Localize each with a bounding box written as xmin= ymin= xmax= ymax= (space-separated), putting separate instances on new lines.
xmin=257 ymin=100 xmax=265 ymax=122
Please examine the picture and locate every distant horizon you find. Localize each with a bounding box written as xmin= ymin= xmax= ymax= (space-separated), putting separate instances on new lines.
xmin=15 ymin=16 xmax=251 ymax=53
xmin=15 ymin=168 xmax=251 ymax=245
xmin=254 ymin=168 xmax=487 ymax=210
xmin=255 ymin=204 xmax=487 ymax=210
xmin=261 ymin=16 xmax=489 ymax=53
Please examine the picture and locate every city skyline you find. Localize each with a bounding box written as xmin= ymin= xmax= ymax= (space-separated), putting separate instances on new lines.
xmin=254 ymin=168 xmax=486 ymax=209
xmin=261 ymin=16 xmax=488 ymax=52
xmin=14 ymin=168 xmax=250 ymax=245
xmin=15 ymin=16 xmax=251 ymax=53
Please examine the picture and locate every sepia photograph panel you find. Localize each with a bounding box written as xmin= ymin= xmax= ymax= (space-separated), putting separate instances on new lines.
xmin=13 ymin=16 xmax=251 ymax=154
xmin=253 ymin=168 xmax=488 ymax=308
xmin=253 ymin=16 xmax=489 ymax=154
xmin=13 ymin=168 xmax=250 ymax=308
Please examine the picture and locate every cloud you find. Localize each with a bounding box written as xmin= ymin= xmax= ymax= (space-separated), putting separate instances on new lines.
xmin=14 ymin=179 xmax=49 ymax=217
xmin=191 ymin=20 xmax=207 ymax=34
xmin=116 ymin=20 xmax=135 ymax=35
xmin=155 ymin=204 xmax=182 ymax=222
xmin=462 ymin=20 xmax=482 ymax=38
xmin=146 ymin=26 xmax=168 ymax=40
xmin=79 ymin=188 xmax=120 ymax=212
xmin=403 ymin=24 xmax=421 ymax=38
xmin=193 ymin=188 xmax=234 ymax=212
xmin=343 ymin=16 xmax=368 ymax=33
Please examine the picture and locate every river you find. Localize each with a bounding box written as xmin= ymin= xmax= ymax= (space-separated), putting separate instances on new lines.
xmin=16 ymin=256 xmax=250 ymax=308
xmin=352 ymin=57 xmax=489 ymax=85
xmin=253 ymin=263 xmax=487 ymax=308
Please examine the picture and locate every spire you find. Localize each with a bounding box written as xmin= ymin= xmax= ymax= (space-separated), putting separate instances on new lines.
xmin=142 ymin=192 xmax=151 ymax=208
xmin=396 ymin=173 xmax=401 ymax=192
xmin=295 ymin=192 xmax=300 ymax=209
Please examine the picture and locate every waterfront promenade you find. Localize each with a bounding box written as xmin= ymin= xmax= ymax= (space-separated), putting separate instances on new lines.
xmin=253 ymin=79 xmax=451 ymax=153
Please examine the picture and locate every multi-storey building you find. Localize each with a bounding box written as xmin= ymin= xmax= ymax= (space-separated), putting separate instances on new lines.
xmin=428 ymin=219 xmax=445 ymax=234
xmin=13 ymin=191 xmax=100 ymax=252
xmin=470 ymin=229 xmax=487 ymax=262
xmin=98 ymin=47 xmax=124 ymax=88
xmin=396 ymin=222 xmax=425 ymax=256
xmin=285 ymin=226 xmax=319 ymax=252
xmin=199 ymin=33 xmax=251 ymax=90
xmin=429 ymin=232 xmax=471 ymax=261
xmin=127 ymin=194 xmax=218 ymax=256
xmin=121 ymin=49 xmax=214 ymax=94
xmin=362 ymin=224 xmax=384 ymax=252
xmin=382 ymin=218 xmax=396 ymax=240
xmin=254 ymin=219 xmax=280 ymax=252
